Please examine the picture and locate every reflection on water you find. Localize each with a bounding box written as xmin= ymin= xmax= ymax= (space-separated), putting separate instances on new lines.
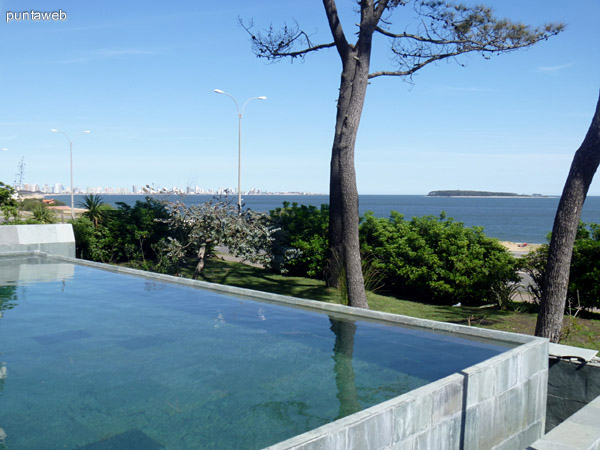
xmin=0 ymin=287 xmax=9 ymax=449
xmin=0 ymin=256 xmax=74 ymax=285
xmin=0 ymin=286 xmax=17 ymax=314
xmin=330 ymin=317 xmax=361 ymax=419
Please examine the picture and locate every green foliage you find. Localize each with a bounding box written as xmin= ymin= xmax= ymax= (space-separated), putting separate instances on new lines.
xmin=267 ymin=203 xmax=517 ymax=305
xmin=31 ymin=203 xmax=56 ymax=224
xmin=337 ymin=255 xmax=384 ymax=306
xmin=360 ymin=211 xmax=518 ymax=305
xmin=490 ymin=281 xmax=521 ymax=311
xmin=269 ymin=202 xmax=329 ymax=278
xmin=72 ymin=216 xmax=96 ymax=259
xmin=72 ymin=216 xmax=114 ymax=262
xmin=0 ymin=182 xmax=16 ymax=207
xmin=18 ymin=198 xmax=42 ymax=211
xmin=79 ymin=194 xmax=109 ymax=228
xmin=0 ymin=182 xmax=18 ymax=222
xmin=520 ymin=245 xmax=548 ymax=304
xmin=0 ymin=286 xmax=18 ymax=312
xmin=522 ymin=222 xmax=600 ymax=311
xmin=72 ymin=197 xmax=170 ymax=263
xmin=569 ymin=223 xmax=600 ymax=309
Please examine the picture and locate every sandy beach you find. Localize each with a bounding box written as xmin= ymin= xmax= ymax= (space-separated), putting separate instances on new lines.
xmin=499 ymin=241 xmax=542 ymax=257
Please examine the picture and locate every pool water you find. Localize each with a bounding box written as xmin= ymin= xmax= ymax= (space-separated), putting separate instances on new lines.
xmin=0 ymin=256 xmax=511 ymax=450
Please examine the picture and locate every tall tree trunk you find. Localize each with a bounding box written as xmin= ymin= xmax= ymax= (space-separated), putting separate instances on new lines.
xmin=327 ymin=50 xmax=370 ymax=308
xmin=327 ymin=147 xmax=343 ymax=288
xmin=535 ymin=92 xmax=600 ymax=342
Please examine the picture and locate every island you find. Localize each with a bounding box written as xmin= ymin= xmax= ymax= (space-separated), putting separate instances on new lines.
xmin=427 ymin=190 xmax=547 ymax=198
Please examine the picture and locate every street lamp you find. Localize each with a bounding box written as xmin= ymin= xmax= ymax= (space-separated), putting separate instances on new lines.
xmin=51 ymin=129 xmax=91 ymax=220
xmin=214 ymin=89 xmax=267 ymax=213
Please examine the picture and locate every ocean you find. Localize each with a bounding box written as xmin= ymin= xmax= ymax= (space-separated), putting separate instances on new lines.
xmin=48 ymin=194 xmax=600 ymax=245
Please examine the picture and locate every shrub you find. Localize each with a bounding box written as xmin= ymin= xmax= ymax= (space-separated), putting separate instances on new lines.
xmin=30 ymin=203 xmax=57 ymax=224
xmin=360 ymin=211 xmax=518 ymax=305
xmin=72 ymin=197 xmax=171 ymax=263
xmin=107 ymin=198 xmax=171 ymax=262
xmin=0 ymin=182 xmax=18 ymax=222
xmin=524 ymin=222 xmax=600 ymax=311
xmin=269 ymin=202 xmax=329 ymax=278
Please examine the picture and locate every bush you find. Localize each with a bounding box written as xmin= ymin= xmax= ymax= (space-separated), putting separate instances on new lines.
xmin=30 ymin=203 xmax=57 ymax=223
xmin=524 ymin=222 xmax=600 ymax=311
xmin=569 ymin=223 xmax=600 ymax=309
xmin=107 ymin=198 xmax=171 ymax=262
xmin=73 ymin=197 xmax=170 ymax=263
xmin=269 ymin=202 xmax=329 ymax=278
xmin=360 ymin=211 xmax=518 ymax=305
xmin=0 ymin=182 xmax=18 ymax=222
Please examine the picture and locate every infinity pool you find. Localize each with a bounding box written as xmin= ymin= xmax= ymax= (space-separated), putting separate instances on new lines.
xmin=0 ymin=255 xmax=513 ymax=449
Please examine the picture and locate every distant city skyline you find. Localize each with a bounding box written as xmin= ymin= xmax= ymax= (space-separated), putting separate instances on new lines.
xmin=16 ymin=181 xmax=322 ymax=196
xmin=1 ymin=1 xmax=599 ymax=196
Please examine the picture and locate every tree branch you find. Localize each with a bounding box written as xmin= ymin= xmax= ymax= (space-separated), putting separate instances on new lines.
xmin=369 ymin=2 xmax=564 ymax=80
xmin=239 ymin=18 xmax=335 ymax=61
xmin=322 ymin=0 xmax=351 ymax=60
xmin=369 ymin=51 xmax=460 ymax=78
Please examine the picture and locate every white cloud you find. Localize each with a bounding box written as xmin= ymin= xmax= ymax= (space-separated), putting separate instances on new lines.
xmin=537 ymin=62 xmax=575 ymax=72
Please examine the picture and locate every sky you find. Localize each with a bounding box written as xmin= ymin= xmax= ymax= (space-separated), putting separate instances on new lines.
xmin=0 ymin=0 xmax=599 ymax=195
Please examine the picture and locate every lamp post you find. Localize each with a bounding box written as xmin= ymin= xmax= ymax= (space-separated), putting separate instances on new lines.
xmin=214 ymin=89 xmax=267 ymax=213
xmin=51 ymin=129 xmax=91 ymax=220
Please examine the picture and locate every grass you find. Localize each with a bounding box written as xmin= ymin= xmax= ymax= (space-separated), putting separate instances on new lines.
xmin=170 ymin=257 xmax=600 ymax=352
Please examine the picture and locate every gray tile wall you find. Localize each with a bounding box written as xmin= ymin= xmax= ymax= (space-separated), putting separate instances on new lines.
xmin=0 ymin=224 xmax=75 ymax=257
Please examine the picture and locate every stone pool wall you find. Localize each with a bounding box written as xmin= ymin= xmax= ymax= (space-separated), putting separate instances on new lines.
xmin=263 ymin=338 xmax=548 ymax=450
xmin=19 ymin=252 xmax=549 ymax=450
xmin=0 ymin=224 xmax=75 ymax=257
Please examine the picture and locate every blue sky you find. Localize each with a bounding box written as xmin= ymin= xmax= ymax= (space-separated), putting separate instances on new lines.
xmin=1 ymin=0 xmax=599 ymax=195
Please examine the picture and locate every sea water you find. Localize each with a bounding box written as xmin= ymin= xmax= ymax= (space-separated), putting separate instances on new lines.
xmin=49 ymin=194 xmax=600 ymax=244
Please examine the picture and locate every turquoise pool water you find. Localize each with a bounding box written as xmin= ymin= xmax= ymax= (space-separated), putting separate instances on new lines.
xmin=0 ymin=255 xmax=512 ymax=450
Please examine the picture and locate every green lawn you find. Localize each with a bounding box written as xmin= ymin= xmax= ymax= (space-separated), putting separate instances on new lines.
xmin=169 ymin=258 xmax=600 ymax=351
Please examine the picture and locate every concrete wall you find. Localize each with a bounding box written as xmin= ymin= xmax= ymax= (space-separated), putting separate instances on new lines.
xmin=528 ymin=394 xmax=600 ymax=450
xmin=0 ymin=224 xmax=75 ymax=257
xmin=546 ymin=358 xmax=600 ymax=431
xmin=35 ymin=253 xmax=550 ymax=450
